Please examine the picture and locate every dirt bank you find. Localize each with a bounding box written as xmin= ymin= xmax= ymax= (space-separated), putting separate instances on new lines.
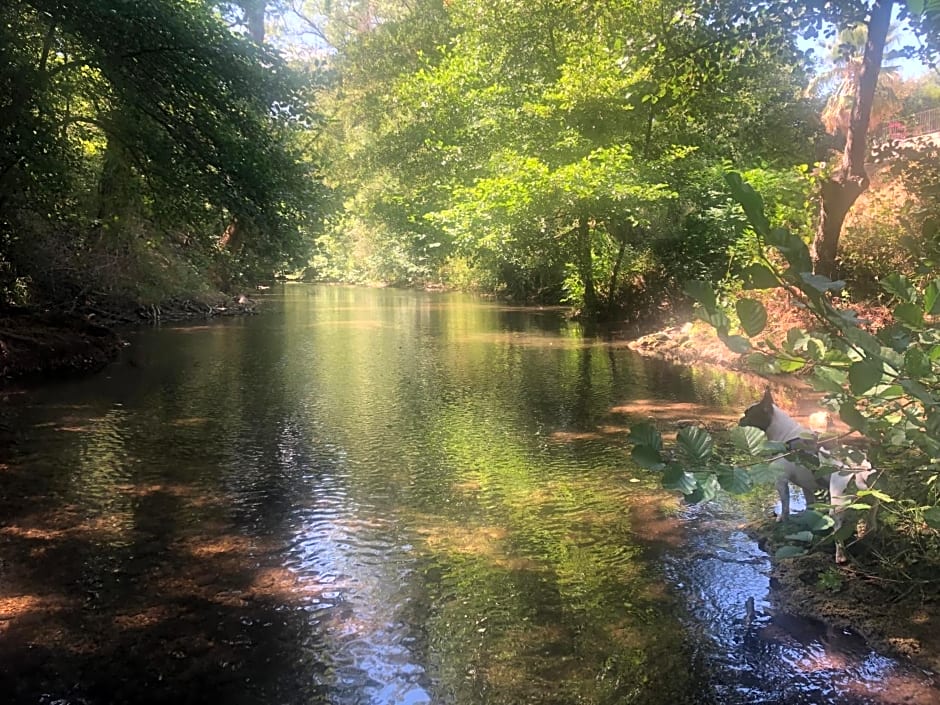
xmin=0 ymin=312 xmax=124 ymax=383
xmin=0 ymin=294 xmax=261 ymax=385
xmin=629 ymin=319 xmax=940 ymax=677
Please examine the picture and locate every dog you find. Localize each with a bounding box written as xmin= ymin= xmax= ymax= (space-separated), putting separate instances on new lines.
xmin=738 ymin=389 xmax=876 ymax=563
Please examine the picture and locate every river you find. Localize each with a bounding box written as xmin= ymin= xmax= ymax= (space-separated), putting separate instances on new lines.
xmin=0 ymin=284 xmax=937 ymax=704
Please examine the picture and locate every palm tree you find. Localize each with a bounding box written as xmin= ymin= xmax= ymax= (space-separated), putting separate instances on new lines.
xmin=812 ymin=23 xmax=906 ymax=137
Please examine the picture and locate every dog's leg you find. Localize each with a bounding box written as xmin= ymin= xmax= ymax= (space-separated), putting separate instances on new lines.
xmin=776 ymin=477 xmax=790 ymax=521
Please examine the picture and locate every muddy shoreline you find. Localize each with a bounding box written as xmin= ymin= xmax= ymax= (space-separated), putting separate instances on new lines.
xmin=0 ymin=295 xmax=260 ymax=385
xmin=628 ymin=321 xmax=940 ymax=678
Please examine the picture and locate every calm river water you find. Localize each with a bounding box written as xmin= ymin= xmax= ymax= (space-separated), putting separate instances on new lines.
xmin=0 ymin=285 xmax=937 ymax=705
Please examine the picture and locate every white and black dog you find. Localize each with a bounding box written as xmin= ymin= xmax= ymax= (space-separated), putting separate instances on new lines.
xmin=739 ymin=389 xmax=876 ymax=562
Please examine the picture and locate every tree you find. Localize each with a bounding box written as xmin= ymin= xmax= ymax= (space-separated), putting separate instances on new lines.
xmin=0 ymin=0 xmax=320 ymax=303
xmin=812 ymin=1 xmax=895 ymax=278
xmin=814 ymin=23 xmax=905 ymax=137
xmin=632 ymin=173 xmax=940 ymax=562
xmin=313 ymin=0 xmax=818 ymax=316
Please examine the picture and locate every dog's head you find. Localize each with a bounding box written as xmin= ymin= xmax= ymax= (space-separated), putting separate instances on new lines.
xmin=739 ymin=388 xmax=775 ymax=430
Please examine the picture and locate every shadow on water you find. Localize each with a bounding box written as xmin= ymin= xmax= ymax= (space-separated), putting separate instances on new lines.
xmin=0 ymin=284 xmax=937 ymax=704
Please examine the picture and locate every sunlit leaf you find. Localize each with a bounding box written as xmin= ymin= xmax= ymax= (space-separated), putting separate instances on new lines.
xmin=777 ymin=357 xmax=806 ymax=373
xmin=806 ymin=337 xmax=826 ymax=361
xmin=857 ymin=489 xmax=895 ymax=503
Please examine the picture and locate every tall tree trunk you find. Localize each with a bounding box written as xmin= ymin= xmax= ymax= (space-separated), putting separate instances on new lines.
xmin=606 ymin=222 xmax=630 ymax=319
xmin=812 ymin=0 xmax=893 ymax=278
xmin=242 ymin=0 xmax=266 ymax=44
xmin=577 ymin=217 xmax=598 ymax=318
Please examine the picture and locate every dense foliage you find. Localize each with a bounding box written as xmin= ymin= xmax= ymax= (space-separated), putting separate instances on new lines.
xmin=0 ymin=0 xmax=321 ymax=310
xmin=629 ymin=173 xmax=940 ymax=564
xmin=311 ymin=0 xmax=822 ymax=320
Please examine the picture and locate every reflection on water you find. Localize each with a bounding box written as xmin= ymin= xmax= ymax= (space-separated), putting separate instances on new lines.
xmin=0 ymin=284 xmax=936 ymax=705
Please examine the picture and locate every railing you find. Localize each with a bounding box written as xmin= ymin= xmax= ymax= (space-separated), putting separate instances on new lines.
xmin=871 ymin=107 xmax=940 ymax=143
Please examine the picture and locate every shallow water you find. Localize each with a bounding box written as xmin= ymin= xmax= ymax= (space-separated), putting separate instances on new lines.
xmin=0 ymin=284 xmax=936 ymax=704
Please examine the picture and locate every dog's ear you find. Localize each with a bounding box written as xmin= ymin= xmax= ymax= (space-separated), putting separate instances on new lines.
xmin=761 ymin=388 xmax=774 ymax=409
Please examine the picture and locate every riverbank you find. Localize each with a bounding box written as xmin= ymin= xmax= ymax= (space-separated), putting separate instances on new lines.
xmin=627 ymin=318 xmax=940 ymax=678
xmin=0 ymin=294 xmax=261 ymax=385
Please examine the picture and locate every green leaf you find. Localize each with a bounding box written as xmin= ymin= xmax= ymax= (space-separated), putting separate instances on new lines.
xmin=784 ymin=531 xmax=815 ymax=543
xmin=698 ymin=307 xmax=730 ymax=335
xmin=895 ymin=302 xmax=925 ymax=328
xmin=806 ymin=337 xmax=827 ymax=361
xmin=695 ymin=474 xmax=721 ymax=503
xmin=905 ymin=347 xmax=932 ymax=378
xmin=677 ymin=426 xmax=713 ymax=464
xmin=785 ymin=328 xmax=810 ymax=351
xmin=777 ymin=357 xmax=806 ymax=373
xmin=844 ymin=327 xmax=882 ymax=355
xmin=799 ymin=272 xmax=845 ymax=293
xmin=882 ymin=273 xmax=916 ymax=302
xmin=924 ymin=280 xmax=940 ymax=315
xmin=717 ymin=466 xmax=751 ymax=494
xmin=795 ymin=510 xmax=836 ymax=532
xmin=628 ymin=423 xmax=662 ymax=451
xmin=720 ymin=334 xmax=752 ymax=354
xmin=900 ymin=378 xmax=937 ymax=405
xmin=732 ymin=425 xmax=768 ymax=455
xmin=766 ymin=228 xmax=811 ymax=272
xmin=857 ymin=489 xmax=895 ymax=503
xmin=662 ymin=463 xmax=697 ymax=495
xmin=839 ymin=401 xmax=868 ymax=432
xmin=740 ymin=263 xmax=780 ymax=290
xmin=924 ymin=507 xmax=940 ymax=529
xmin=848 ymin=358 xmax=883 ymax=394
xmin=631 ymin=445 xmax=664 ymax=469
xmin=809 ymin=366 xmax=846 ymax=394
xmin=775 ymin=545 xmax=807 ymax=558
xmin=736 ymin=298 xmax=767 ymax=337
xmin=748 ymin=462 xmax=781 ymax=484
xmin=746 ymin=353 xmax=779 ymax=374
xmin=683 ymin=280 xmax=717 ymax=311
xmin=724 ymin=172 xmax=770 ymax=236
